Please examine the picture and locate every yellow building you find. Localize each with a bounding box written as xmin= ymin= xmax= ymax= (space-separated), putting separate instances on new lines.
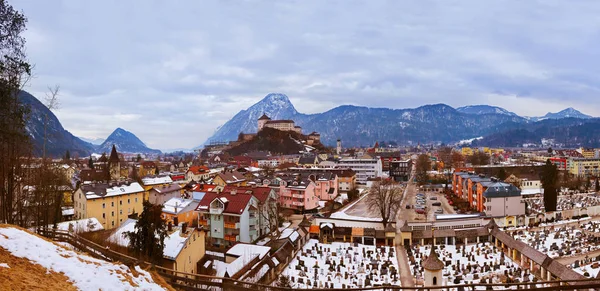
xmin=141 ymin=175 xmax=175 ymax=201
xmin=213 ymin=171 xmax=247 ymax=188
xmin=73 ymin=181 xmax=145 ymax=229
xmin=461 ymin=147 xmax=474 ymax=156
xmin=569 ymin=158 xmax=600 ymax=178
xmin=578 ymin=148 xmax=597 ymax=159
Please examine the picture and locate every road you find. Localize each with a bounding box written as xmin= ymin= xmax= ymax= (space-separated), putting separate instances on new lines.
xmin=395 ymin=165 xmax=417 ymax=288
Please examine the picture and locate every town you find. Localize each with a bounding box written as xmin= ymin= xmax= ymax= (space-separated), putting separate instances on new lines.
xmin=4 ymin=112 xmax=600 ymax=290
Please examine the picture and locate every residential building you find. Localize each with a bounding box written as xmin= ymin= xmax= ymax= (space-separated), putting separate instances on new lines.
xmin=337 ymin=157 xmax=383 ymax=184
xmin=213 ymin=170 xmax=247 ymax=188
xmin=287 ymin=168 xmax=354 ymax=193
xmin=277 ymin=177 xmax=319 ymax=212
xmin=109 ymin=218 xmax=206 ymax=274
xmin=221 ymin=185 xmax=278 ymax=237
xmin=148 ymin=184 xmax=183 ymax=205
xmin=162 ymin=197 xmax=199 ymax=226
xmin=483 ymin=182 xmax=525 ymax=217
xmin=378 ymin=152 xmax=405 ymax=173
xmin=549 ymin=157 xmax=567 ymax=171
xmin=390 ymin=159 xmax=413 ymax=182
xmin=73 ymin=181 xmax=145 ymax=229
xmin=196 ymin=189 xmax=261 ymax=248
xmin=569 ymin=158 xmax=600 ymax=178
xmin=186 ymin=165 xmax=210 ymax=182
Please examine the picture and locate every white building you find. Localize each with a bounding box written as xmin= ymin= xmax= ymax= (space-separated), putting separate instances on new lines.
xmin=483 ymin=182 xmax=525 ymax=217
xmin=337 ymin=158 xmax=382 ymax=184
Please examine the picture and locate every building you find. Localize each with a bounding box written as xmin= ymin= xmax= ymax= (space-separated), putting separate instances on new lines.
xmin=186 ymin=165 xmax=210 ymax=182
xmin=196 ymin=189 xmax=261 ymax=248
xmin=390 ymin=159 xmax=413 ymax=182
xmin=569 ymin=158 xmax=600 ymax=178
xmin=483 ymin=182 xmax=525 ymax=218
xmin=109 ymin=218 xmax=206 ymax=273
xmin=337 ymin=157 xmax=383 ymax=184
xmin=277 ymin=177 xmax=319 ymax=212
xmin=108 ymin=145 xmax=120 ymax=180
xmin=378 ymin=152 xmax=405 ymax=173
xmin=549 ymin=157 xmax=567 ymax=171
xmin=257 ymin=114 xmax=302 ymax=134
xmin=162 ymin=197 xmax=199 ymax=226
xmin=73 ymin=181 xmax=145 ymax=229
xmin=213 ymin=170 xmax=247 ymax=188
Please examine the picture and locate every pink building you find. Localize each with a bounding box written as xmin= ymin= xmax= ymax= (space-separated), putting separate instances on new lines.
xmin=278 ymin=179 xmax=319 ymax=211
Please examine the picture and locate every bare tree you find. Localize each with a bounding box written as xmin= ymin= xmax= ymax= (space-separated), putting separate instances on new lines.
xmin=259 ymin=191 xmax=282 ymax=240
xmin=366 ymin=179 xmax=403 ymax=228
xmin=42 ymin=85 xmax=60 ymax=159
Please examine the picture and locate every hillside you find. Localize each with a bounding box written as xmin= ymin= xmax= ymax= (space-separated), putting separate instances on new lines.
xmin=19 ymin=91 xmax=95 ymax=157
xmin=0 ymin=225 xmax=170 ymax=291
xmin=225 ymin=127 xmax=324 ymax=156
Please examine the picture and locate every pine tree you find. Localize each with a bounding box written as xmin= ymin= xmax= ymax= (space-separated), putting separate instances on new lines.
xmin=541 ymin=159 xmax=559 ymax=212
xmin=64 ymin=150 xmax=70 ymax=162
xmin=88 ymin=156 xmax=94 ymax=169
xmin=125 ymin=201 xmax=168 ymax=263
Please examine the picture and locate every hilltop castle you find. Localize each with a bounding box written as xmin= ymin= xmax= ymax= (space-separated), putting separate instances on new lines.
xmin=257 ymin=114 xmax=302 ymax=134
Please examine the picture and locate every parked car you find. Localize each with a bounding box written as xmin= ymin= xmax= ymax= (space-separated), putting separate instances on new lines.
xmin=430 ymin=197 xmax=438 ymax=200
xmin=414 ymin=204 xmax=425 ymax=210
xmin=432 ymin=202 xmax=442 ymax=207
xmin=415 ymin=209 xmax=426 ymax=214
xmin=416 ymin=193 xmax=425 ymax=197
xmin=435 ymin=208 xmax=443 ymax=214
xmin=406 ymin=204 xmax=411 ymax=209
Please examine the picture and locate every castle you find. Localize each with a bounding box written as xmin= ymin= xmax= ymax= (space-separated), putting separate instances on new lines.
xmin=257 ymin=114 xmax=302 ymax=134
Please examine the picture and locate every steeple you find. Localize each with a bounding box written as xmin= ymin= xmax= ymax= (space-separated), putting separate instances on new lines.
xmin=109 ymin=144 xmax=119 ymax=163
xmin=423 ymin=228 xmax=444 ymax=286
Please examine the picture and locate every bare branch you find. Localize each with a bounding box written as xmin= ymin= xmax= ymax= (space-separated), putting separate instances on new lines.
xmin=44 ymin=85 xmax=60 ymax=111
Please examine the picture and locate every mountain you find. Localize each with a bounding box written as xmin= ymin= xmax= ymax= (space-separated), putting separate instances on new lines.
xmin=542 ymin=107 xmax=592 ymax=119
xmin=456 ymin=105 xmax=518 ymax=117
xmin=20 ymin=91 xmax=95 ymax=158
xmin=202 ymin=93 xmax=299 ymax=146
xmin=79 ymin=136 xmax=105 ymax=145
xmin=97 ymin=128 xmax=161 ymax=154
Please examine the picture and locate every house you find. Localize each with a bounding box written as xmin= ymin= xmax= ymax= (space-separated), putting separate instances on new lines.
xmin=186 ymin=165 xmax=210 ymax=182
xmin=139 ymin=161 xmax=157 ymax=176
xmin=108 ymin=218 xmax=206 ymax=274
xmin=277 ymin=176 xmax=319 ymax=212
xmin=148 ymin=184 xmax=183 ymax=205
xmin=297 ymin=154 xmax=321 ymax=168
xmin=73 ymin=181 xmax=145 ymax=229
xmin=483 ymin=182 xmax=525 ymax=219
xmin=221 ymin=185 xmax=278 ymax=237
xmin=141 ymin=175 xmax=174 ymax=200
xmin=196 ymin=189 xmax=261 ymax=248
xmin=213 ymin=170 xmax=247 ymax=188
xmin=390 ymin=159 xmax=412 ymax=182
xmin=337 ymin=157 xmax=383 ymax=184
xmin=162 ymin=197 xmax=199 ymax=226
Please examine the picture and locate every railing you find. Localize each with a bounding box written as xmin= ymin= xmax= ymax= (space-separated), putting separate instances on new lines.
xmin=224 ymin=222 xmax=239 ymax=229
xmin=35 ymin=227 xmax=600 ymax=291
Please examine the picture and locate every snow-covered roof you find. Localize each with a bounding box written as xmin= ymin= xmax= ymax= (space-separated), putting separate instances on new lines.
xmin=279 ymin=228 xmax=300 ymax=242
xmin=83 ymin=182 xmax=145 ymax=199
xmin=521 ymin=188 xmax=544 ymax=196
xmin=142 ymin=176 xmax=173 ymax=186
xmin=435 ymin=214 xmax=481 ymax=220
xmin=227 ymin=253 xmax=259 ymax=277
xmin=55 ymin=218 xmax=103 ymax=233
xmin=61 ymin=207 xmax=75 ymax=216
xmin=226 ymin=243 xmax=270 ymax=260
xmin=162 ymin=197 xmax=194 ymax=215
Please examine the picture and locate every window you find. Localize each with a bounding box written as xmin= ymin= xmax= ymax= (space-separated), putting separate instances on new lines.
xmin=112 ymin=221 xmax=115 ymax=227
xmin=135 ymin=198 xmax=138 ymax=203
xmin=102 ymin=213 xmax=105 ymax=219
xmin=128 ymin=199 xmax=130 ymax=204
xmin=120 ymin=200 xmax=122 ymax=205
xmin=102 ymin=203 xmax=105 ymax=209
xmin=120 ymin=210 xmax=123 ymax=215
xmin=111 ymin=202 xmax=114 ymax=207
xmin=112 ymin=211 xmax=114 ymax=217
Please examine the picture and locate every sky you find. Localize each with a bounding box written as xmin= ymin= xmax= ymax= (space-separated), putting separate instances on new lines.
xmin=13 ymin=0 xmax=600 ymax=150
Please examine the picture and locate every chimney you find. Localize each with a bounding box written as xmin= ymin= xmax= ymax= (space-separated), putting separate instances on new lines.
xmin=174 ymin=202 xmax=178 ymax=213
xmin=168 ymin=221 xmax=173 ymax=231
xmin=231 ymin=190 xmax=236 ymax=196
xmin=182 ymin=222 xmax=187 ymax=234
xmin=174 ymin=216 xmax=179 ymax=226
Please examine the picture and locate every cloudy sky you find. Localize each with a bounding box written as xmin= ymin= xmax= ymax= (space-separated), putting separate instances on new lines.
xmin=14 ymin=0 xmax=600 ymax=150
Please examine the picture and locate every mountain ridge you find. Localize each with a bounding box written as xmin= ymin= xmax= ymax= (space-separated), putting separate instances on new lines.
xmin=96 ymin=128 xmax=161 ymax=154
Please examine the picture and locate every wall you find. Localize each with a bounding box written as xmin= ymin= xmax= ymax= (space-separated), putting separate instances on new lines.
xmin=240 ymin=204 xmax=250 ymax=243
xmin=74 ymin=189 xmax=144 ymax=230
xmin=171 ymin=229 xmax=206 ymax=273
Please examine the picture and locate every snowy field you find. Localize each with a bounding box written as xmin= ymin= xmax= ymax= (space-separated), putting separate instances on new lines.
xmin=0 ymin=226 xmax=166 ymax=290
xmin=282 ymin=239 xmax=400 ymax=288
xmin=512 ymin=222 xmax=600 ymax=258
xmin=409 ymin=243 xmax=534 ymax=287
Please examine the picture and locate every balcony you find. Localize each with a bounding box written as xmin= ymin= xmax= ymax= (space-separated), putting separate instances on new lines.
xmin=210 ymin=208 xmax=224 ymax=215
xmin=224 ymin=222 xmax=239 ymax=229
xmin=224 ymin=234 xmax=239 ymax=242
xmin=199 ymin=219 xmax=209 ymax=226
xmin=249 ymin=229 xmax=257 ymax=237
xmin=249 ymin=217 xmax=258 ymax=227
xmin=292 ymin=201 xmax=304 ymax=207
xmin=292 ymin=194 xmax=304 ymax=199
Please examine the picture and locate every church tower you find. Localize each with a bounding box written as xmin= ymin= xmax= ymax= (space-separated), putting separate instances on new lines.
xmin=108 ymin=144 xmax=121 ymax=180
xmin=336 ymin=139 xmax=342 ymax=155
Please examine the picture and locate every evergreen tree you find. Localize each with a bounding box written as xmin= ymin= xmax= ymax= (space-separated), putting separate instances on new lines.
xmin=64 ymin=150 xmax=70 ymax=162
xmin=541 ymin=159 xmax=559 ymax=212
xmin=88 ymin=156 xmax=94 ymax=169
xmin=497 ymin=167 xmax=507 ymax=181
xmin=125 ymin=201 xmax=168 ymax=263
xmin=136 ymin=154 xmax=142 ymax=162
xmin=595 ymin=177 xmax=599 ymax=193
xmin=415 ymin=154 xmax=431 ymax=185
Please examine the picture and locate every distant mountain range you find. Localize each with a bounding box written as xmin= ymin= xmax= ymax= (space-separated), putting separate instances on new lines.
xmin=79 ymin=136 xmax=105 ymax=145
xmin=20 ymin=91 xmax=160 ymax=157
xmin=203 ymin=93 xmax=599 ymax=148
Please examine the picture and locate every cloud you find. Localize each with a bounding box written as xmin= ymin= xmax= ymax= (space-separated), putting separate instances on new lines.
xmin=13 ymin=0 xmax=600 ymax=150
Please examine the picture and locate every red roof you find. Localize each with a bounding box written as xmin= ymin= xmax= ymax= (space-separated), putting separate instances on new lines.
xmin=222 ymin=185 xmax=272 ymax=203
xmin=188 ymin=165 xmax=209 ymax=175
xmin=192 ymin=183 xmax=216 ymax=192
xmin=196 ymin=191 xmax=254 ymax=215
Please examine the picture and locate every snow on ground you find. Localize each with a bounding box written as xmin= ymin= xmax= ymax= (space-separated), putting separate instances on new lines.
xmin=55 ymin=218 xmax=104 ymax=233
xmin=329 ymin=194 xmax=381 ymax=222
xmin=0 ymin=263 xmax=9 ymax=268
xmin=282 ymin=239 xmax=400 ymax=288
xmin=512 ymin=222 xmax=600 ymax=258
xmin=573 ymin=264 xmax=600 ymax=278
xmin=0 ymin=227 xmax=166 ymax=290
xmin=409 ymin=243 xmax=534 ymax=287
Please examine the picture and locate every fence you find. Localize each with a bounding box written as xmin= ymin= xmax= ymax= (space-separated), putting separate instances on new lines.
xmin=36 ymin=227 xmax=600 ymax=291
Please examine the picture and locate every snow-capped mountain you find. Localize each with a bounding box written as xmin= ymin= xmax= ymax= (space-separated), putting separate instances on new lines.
xmin=97 ymin=128 xmax=161 ymax=154
xmin=456 ymin=105 xmax=518 ymax=117
xmin=201 ymin=93 xmax=299 ymax=145
xmin=542 ymin=107 xmax=592 ymax=119
xmin=19 ymin=91 xmax=95 ymax=157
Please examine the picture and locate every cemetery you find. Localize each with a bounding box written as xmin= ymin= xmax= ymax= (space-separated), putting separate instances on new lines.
xmin=281 ymin=239 xmax=401 ymax=288
xmin=408 ymin=242 xmax=535 ymax=287
xmin=510 ymin=221 xmax=600 ymax=259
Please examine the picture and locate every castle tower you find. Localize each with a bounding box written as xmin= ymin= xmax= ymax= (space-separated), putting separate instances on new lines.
xmin=257 ymin=113 xmax=271 ymax=132
xmin=108 ymin=144 xmax=121 ymax=180
xmin=423 ymin=244 xmax=444 ymax=287
xmin=336 ymin=139 xmax=342 ymax=155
